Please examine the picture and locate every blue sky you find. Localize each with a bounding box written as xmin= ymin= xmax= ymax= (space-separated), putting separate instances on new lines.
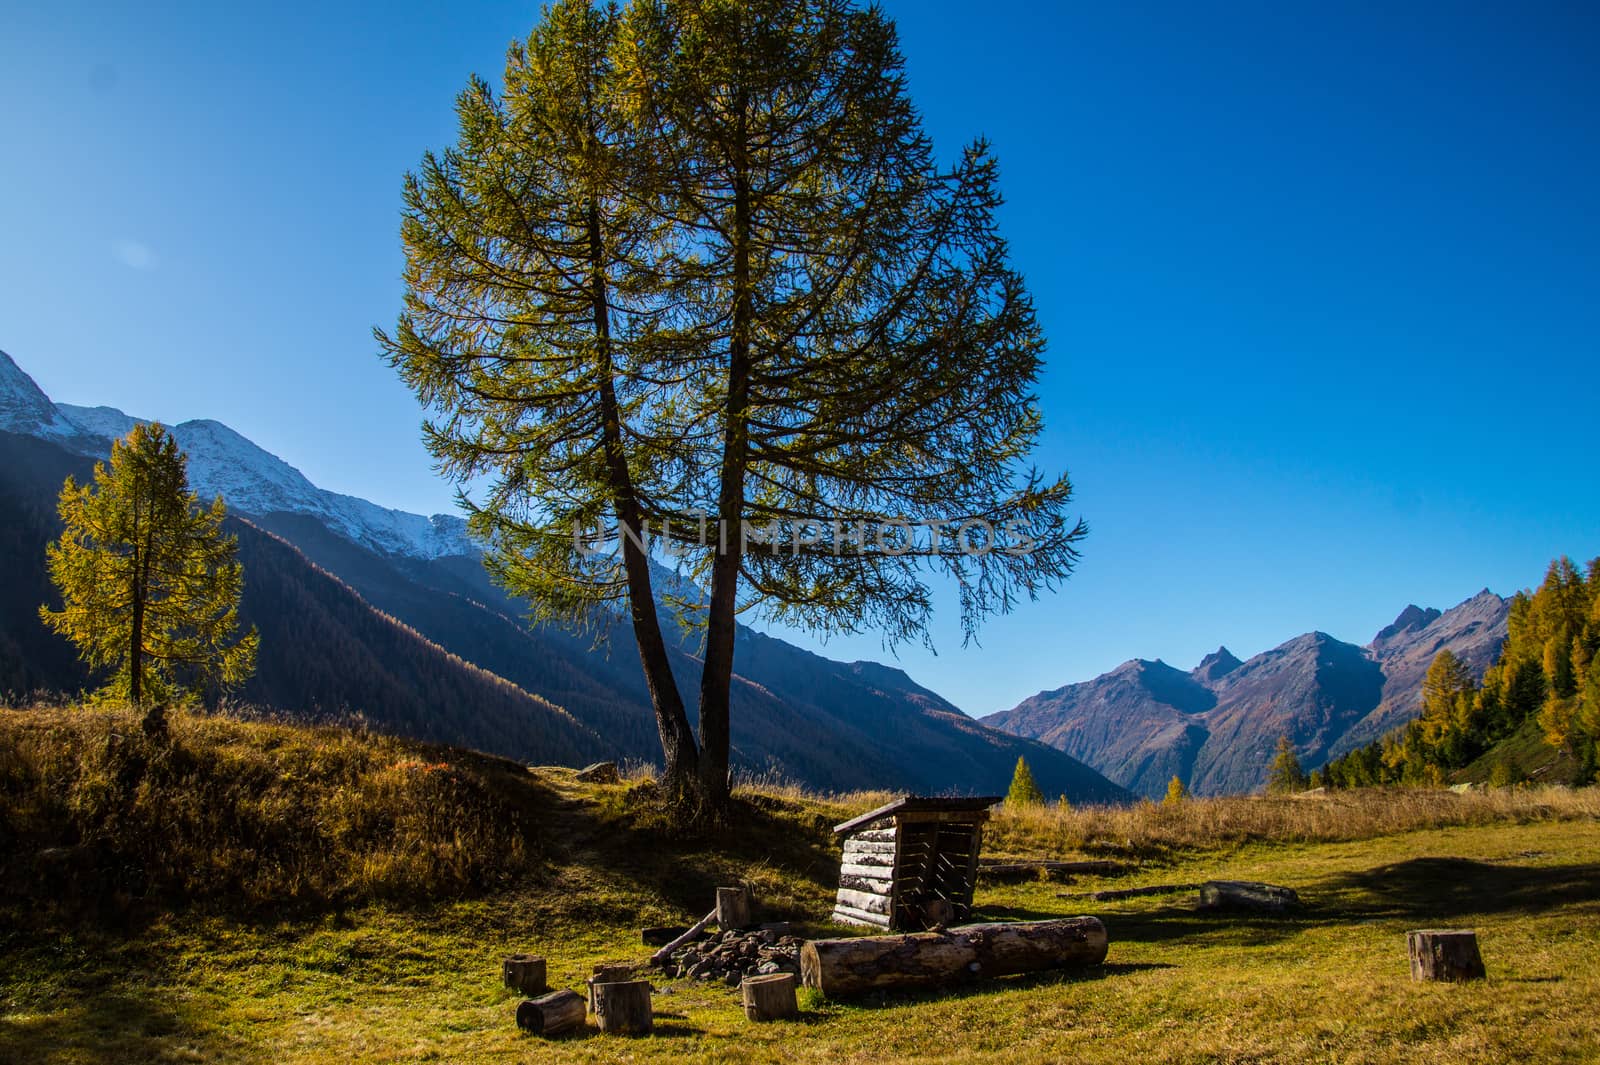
xmin=2 ymin=1 xmax=1596 ymax=716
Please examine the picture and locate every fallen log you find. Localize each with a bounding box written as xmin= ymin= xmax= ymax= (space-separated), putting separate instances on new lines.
xmin=592 ymin=979 xmax=653 ymax=1035
xmin=1059 ymin=883 xmax=1201 ymax=902
xmin=1197 ymin=880 xmax=1301 ymax=914
xmin=502 ymin=954 xmax=547 ymax=995
xmin=1407 ymin=929 xmax=1486 ymax=982
xmin=980 ymin=860 xmax=1127 ymax=878
xmin=741 ymin=972 xmax=798 ymax=1021
xmin=650 ymin=907 xmax=717 ymax=967
xmin=801 ymin=917 xmax=1108 ymax=997
xmin=515 ymin=989 xmax=585 ymax=1036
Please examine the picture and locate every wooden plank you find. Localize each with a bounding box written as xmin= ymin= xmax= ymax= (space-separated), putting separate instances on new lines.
xmin=840 ymin=862 xmax=895 ymax=880
xmin=831 ymin=904 xmax=892 ymax=928
xmin=836 ymin=888 xmax=893 ymax=915
xmin=841 ymin=850 xmax=894 ymax=869
xmin=891 ymin=809 xmax=994 ymax=826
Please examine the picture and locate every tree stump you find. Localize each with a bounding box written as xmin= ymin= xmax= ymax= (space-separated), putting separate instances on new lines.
xmin=515 ymin=989 xmax=585 ymax=1036
xmin=716 ymin=886 xmax=752 ymax=930
xmin=1407 ymin=929 xmax=1486 ymax=982
xmin=587 ymin=964 xmax=633 ymax=1012
xmin=502 ymin=954 xmax=547 ymax=995
xmin=802 ymin=916 xmax=1108 ymax=997
xmin=592 ymin=979 xmax=653 ymax=1035
xmin=741 ymin=972 xmax=798 ymax=1021
xmin=1197 ymin=880 xmax=1301 ymax=914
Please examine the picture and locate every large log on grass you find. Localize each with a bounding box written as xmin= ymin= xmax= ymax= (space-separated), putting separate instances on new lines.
xmin=515 ymin=989 xmax=585 ymax=1036
xmin=801 ymin=917 xmax=1108 ymax=997
xmin=1407 ymin=929 xmax=1486 ymax=982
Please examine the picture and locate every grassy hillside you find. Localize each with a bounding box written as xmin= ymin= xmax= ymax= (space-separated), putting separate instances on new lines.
xmin=3 ymin=704 xmax=1599 ymax=1063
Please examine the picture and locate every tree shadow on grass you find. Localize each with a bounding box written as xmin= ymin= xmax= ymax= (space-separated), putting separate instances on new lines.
xmin=822 ymin=960 xmax=1179 ymax=1011
xmin=1306 ymin=857 xmax=1600 ymax=923
xmin=0 ymin=991 xmax=225 ymax=1065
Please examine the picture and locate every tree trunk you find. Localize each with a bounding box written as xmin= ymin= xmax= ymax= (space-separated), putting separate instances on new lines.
xmin=696 ymin=95 xmax=753 ymax=816
xmin=801 ymin=917 xmax=1108 ymax=997
xmin=515 ymin=989 xmax=585 ymax=1036
xmin=502 ymin=954 xmax=547 ymax=996
xmin=741 ymin=972 xmax=798 ymax=1021
xmin=1197 ymin=880 xmax=1301 ymax=914
xmin=591 ymin=979 xmax=653 ymax=1035
xmin=1407 ymin=929 xmax=1486 ymax=982
xmin=586 ymin=199 xmax=701 ymax=807
xmin=716 ymin=886 xmax=752 ymax=930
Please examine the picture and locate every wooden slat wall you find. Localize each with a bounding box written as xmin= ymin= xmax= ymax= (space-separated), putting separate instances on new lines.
xmin=834 ymin=815 xmax=987 ymax=930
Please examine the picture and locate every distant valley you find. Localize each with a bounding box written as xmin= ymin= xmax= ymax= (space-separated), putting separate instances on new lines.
xmin=982 ymin=593 xmax=1509 ymax=797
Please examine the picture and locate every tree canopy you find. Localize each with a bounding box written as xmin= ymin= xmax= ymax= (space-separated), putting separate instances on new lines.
xmin=40 ymin=423 xmax=257 ymax=716
xmin=380 ymin=0 xmax=1084 ymax=813
xmin=1006 ymin=756 xmax=1045 ymax=807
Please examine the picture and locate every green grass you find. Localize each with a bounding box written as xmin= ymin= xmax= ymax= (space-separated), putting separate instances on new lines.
xmin=4 ymin=705 xmax=1600 ymax=1063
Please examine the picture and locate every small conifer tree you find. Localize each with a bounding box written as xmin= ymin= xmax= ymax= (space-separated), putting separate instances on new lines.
xmin=1266 ymin=735 xmax=1309 ymax=794
xmin=40 ymin=423 xmax=257 ymax=727
xmin=1006 ymin=756 xmax=1045 ymax=806
xmin=1163 ymin=775 xmax=1188 ymax=805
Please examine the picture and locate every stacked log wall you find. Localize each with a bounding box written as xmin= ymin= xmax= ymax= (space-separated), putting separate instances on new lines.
xmin=832 ymin=822 xmax=897 ymax=928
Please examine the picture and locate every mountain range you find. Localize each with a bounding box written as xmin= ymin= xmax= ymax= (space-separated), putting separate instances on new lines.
xmin=981 ymin=591 xmax=1509 ymax=797
xmin=0 ymin=348 xmax=1128 ymax=803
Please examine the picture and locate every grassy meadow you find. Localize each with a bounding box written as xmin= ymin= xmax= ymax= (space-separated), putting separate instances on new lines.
xmin=3 ymin=704 xmax=1599 ymax=1064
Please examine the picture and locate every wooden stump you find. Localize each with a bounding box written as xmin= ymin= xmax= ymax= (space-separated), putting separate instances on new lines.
xmin=1197 ymin=880 xmax=1301 ymax=914
xmin=716 ymin=886 xmax=752 ymax=930
xmin=587 ymin=964 xmax=633 ymax=1012
xmin=515 ymin=989 xmax=585 ymax=1036
xmin=741 ymin=972 xmax=798 ymax=1021
xmin=592 ymin=979 xmax=653 ymax=1035
xmin=502 ymin=954 xmax=547 ymax=995
xmin=1407 ymin=929 xmax=1486 ymax=982
xmin=801 ymin=916 xmax=1108 ymax=997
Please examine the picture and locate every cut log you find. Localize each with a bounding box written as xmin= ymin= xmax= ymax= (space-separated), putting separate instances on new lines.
xmin=575 ymin=761 xmax=619 ymax=784
xmin=839 ymin=873 xmax=895 ymax=894
xmin=834 ymin=888 xmax=892 ymax=915
xmin=515 ymin=989 xmax=585 ymax=1036
xmin=592 ymin=979 xmax=653 ymax=1035
xmin=851 ymin=828 xmax=898 ymax=844
xmin=1061 ymin=883 xmax=1201 ymax=902
xmin=650 ymin=907 xmax=717 ymax=966
xmin=1407 ymin=929 xmax=1486 ymax=982
xmin=587 ymin=965 xmax=633 ymax=1011
xmin=802 ymin=916 xmax=1108 ymax=997
xmin=842 ymin=840 xmax=897 ymax=857
xmin=840 ymin=849 xmax=895 ymax=869
xmin=716 ymin=886 xmax=752 ymax=930
xmin=741 ymin=972 xmax=798 ymax=1021
xmin=502 ymin=954 xmax=548 ymax=995
xmin=831 ymin=903 xmax=892 ymax=928
xmin=1197 ymin=880 xmax=1301 ymax=914
xmin=979 ymin=859 xmax=1126 ymax=878
xmin=642 ymin=925 xmax=689 ymax=947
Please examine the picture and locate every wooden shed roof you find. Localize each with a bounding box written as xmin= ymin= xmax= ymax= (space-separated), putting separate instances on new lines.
xmin=832 ymin=795 xmax=1003 ymax=836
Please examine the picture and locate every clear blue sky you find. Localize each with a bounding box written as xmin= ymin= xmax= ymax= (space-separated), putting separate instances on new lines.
xmin=3 ymin=1 xmax=1596 ymax=716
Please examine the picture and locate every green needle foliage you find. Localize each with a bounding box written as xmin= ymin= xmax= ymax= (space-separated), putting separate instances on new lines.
xmin=1006 ymin=756 xmax=1045 ymax=807
xmin=381 ymin=0 xmax=1085 ymax=815
xmin=39 ymin=423 xmax=257 ymax=716
xmin=1265 ymin=736 xmax=1309 ymax=795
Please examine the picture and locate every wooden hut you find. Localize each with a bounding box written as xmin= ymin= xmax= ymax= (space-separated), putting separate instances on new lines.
xmin=831 ymin=795 xmax=1001 ymax=931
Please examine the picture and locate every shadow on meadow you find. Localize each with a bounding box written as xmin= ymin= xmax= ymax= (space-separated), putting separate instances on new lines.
xmin=1306 ymin=856 xmax=1600 ymax=922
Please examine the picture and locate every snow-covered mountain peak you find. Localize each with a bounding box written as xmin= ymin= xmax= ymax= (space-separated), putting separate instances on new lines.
xmin=0 ymin=349 xmax=84 ymax=441
xmin=7 ymin=348 xmax=475 ymax=561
